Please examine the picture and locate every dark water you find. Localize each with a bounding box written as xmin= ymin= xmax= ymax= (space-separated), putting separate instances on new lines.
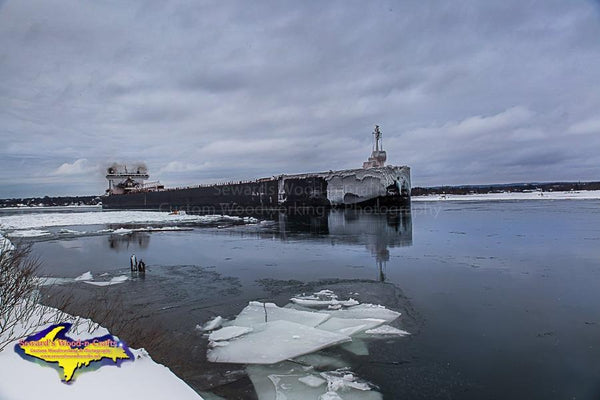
xmin=23 ymin=200 xmax=600 ymax=399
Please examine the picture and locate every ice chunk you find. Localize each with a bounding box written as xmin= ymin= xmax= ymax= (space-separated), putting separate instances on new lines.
xmin=35 ymin=277 xmax=73 ymax=286
xmin=248 ymin=363 xmax=322 ymax=400
xmin=293 ymin=354 xmax=349 ymax=370
xmin=74 ymin=271 xmax=93 ymax=281
xmin=201 ymin=316 xmax=224 ymax=331
xmin=283 ymin=302 xmax=319 ymax=312
xmin=340 ymin=339 xmax=370 ymax=356
xmin=317 ymin=318 xmax=386 ymax=336
xmin=365 ymin=325 xmax=410 ymax=336
xmin=299 ymin=375 xmax=326 ymax=388
xmin=291 ymin=289 xmax=359 ymax=308
xmin=198 ymin=392 xmax=229 ymax=400
xmin=58 ymin=228 xmax=84 ymax=234
xmin=247 ymin=362 xmax=382 ymax=400
xmin=291 ymin=297 xmax=359 ymax=307
xmin=209 ymin=326 xmax=253 ymax=341
xmin=230 ymin=301 xmax=330 ymax=328
xmin=209 ymin=341 xmax=230 ymax=347
xmin=319 ymin=304 xmax=400 ymax=323
xmin=207 ymin=320 xmax=350 ymax=364
xmin=83 ymin=275 xmax=128 ymax=286
xmin=113 ymin=228 xmax=133 ymax=235
xmin=321 ymin=370 xmax=373 ymax=392
xmin=320 ymin=392 xmax=343 ymax=400
xmin=315 ymin=289 xmax=335 ymax=296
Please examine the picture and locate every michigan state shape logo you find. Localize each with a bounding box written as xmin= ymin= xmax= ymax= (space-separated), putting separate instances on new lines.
xmin=14 ymin=323 xmax=133 ymax=383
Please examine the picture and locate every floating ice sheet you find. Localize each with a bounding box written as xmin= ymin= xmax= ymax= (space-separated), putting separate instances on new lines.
xmin=316 ymin=317 xmax=386 ymax=337
xmin=74 ymin=271 xmax=93 ymax=281
xmin=293 ymin=354 xmax=349 ymax=370
xmin=291 ymin=289 xmax=359 ymax=308
xmin=209 ymin=326 xmax=253 ymax=342
xmin=247 ymin=362 xmax=382 ymax=400
xmin=320 ymin=370 xmax=373 ymax=392
xmin=319 ymin=304 xmax=400 ymax=324
xmin=291 ymin=297 xmax=359 ymax=307
xmin=35 ymin=277 xmax=73 ymax=286
xmin=365 ymin=325 xmax=410 ymax=336
xmin=207 ymin=320 xmax=350 ymax=364
xmin=340 ymin=338 xmax=370 ymax=356
xmin=200 ymin=316 xmax=224 ymax=331
xmin=83 ymin=275 xmax=128 ymax=286
xmin=320 ymin=392 xmax=343 ymax=400
xmin=298 ymin=375 xmax=326 ymax=388
xmin=230 ymin=302 xmax=330 ymax=328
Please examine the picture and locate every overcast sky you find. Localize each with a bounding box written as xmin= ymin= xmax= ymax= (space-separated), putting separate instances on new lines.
xmin=1 ymin=0 xmax=600 ymax=197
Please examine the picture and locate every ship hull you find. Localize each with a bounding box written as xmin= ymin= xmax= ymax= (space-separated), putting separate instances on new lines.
xmin=102 ymin=166 xmax=411 ymax=212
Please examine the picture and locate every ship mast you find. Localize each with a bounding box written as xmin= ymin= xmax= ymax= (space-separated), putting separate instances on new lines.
xmin=363 ymin=125 xmax=387 ymax=169
xmin=373 ymin=125 xmax=382 ymax=152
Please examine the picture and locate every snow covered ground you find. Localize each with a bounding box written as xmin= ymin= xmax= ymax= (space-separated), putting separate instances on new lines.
xmin=0 ymin=210 xmax=259 ymax=242
xmin=0 ymin=210 xmax=257 ymax=231
xmin=0 ymin=232 xmax=204 ymax=399
xmin=412 ymin=190 xmax=600 ymax=202
xmin=0 ymin=305 xmax=203 ymax=400
xmin=0 ymin=235 xmax=15 ymax=253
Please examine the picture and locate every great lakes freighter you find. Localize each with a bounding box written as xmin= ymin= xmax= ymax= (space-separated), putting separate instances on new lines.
xmin=102 ymin=126 xmax=411 ymax=211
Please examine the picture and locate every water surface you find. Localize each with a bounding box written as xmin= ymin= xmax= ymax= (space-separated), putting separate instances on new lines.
xmin=15 ymin=200 xmax=600 ymax=399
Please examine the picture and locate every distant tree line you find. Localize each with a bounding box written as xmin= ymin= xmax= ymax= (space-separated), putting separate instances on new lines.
xmin=411 ymin=181 xmax=600 ymax=196
xmin=0 ymin=195 xmax=102 ymax=208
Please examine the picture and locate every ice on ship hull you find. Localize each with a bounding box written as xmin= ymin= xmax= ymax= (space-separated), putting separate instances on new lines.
xmin=102 ymin=126 xmax=411 ymax=211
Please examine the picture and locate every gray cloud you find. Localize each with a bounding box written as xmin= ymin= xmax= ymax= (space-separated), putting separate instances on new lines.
xmin=1 ymin=0 xmax=600 ymax=197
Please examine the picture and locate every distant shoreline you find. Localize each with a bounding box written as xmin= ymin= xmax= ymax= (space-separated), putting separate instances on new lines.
xmin=0 ymin=204 xmax=102 ymax=211
xmin=412 ymin=190 xmax=600 ymax=201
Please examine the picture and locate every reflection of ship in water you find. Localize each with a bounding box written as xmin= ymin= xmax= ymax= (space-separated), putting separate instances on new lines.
xmin=107 ymin=230 xmax=150 ymax=251
xmin=276 ymin=209 xmax=412 ymax=281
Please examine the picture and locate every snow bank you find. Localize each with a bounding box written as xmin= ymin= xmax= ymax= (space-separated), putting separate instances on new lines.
xmin=0 ymin=210 xmax=258 ymax=231
xmin=412 ymin=190 xmax=600 ymax=202
xmin=0 ymin=234 xmax=15 ymax=254
xmin=0 ymin=305 xmax=203 ymax=400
